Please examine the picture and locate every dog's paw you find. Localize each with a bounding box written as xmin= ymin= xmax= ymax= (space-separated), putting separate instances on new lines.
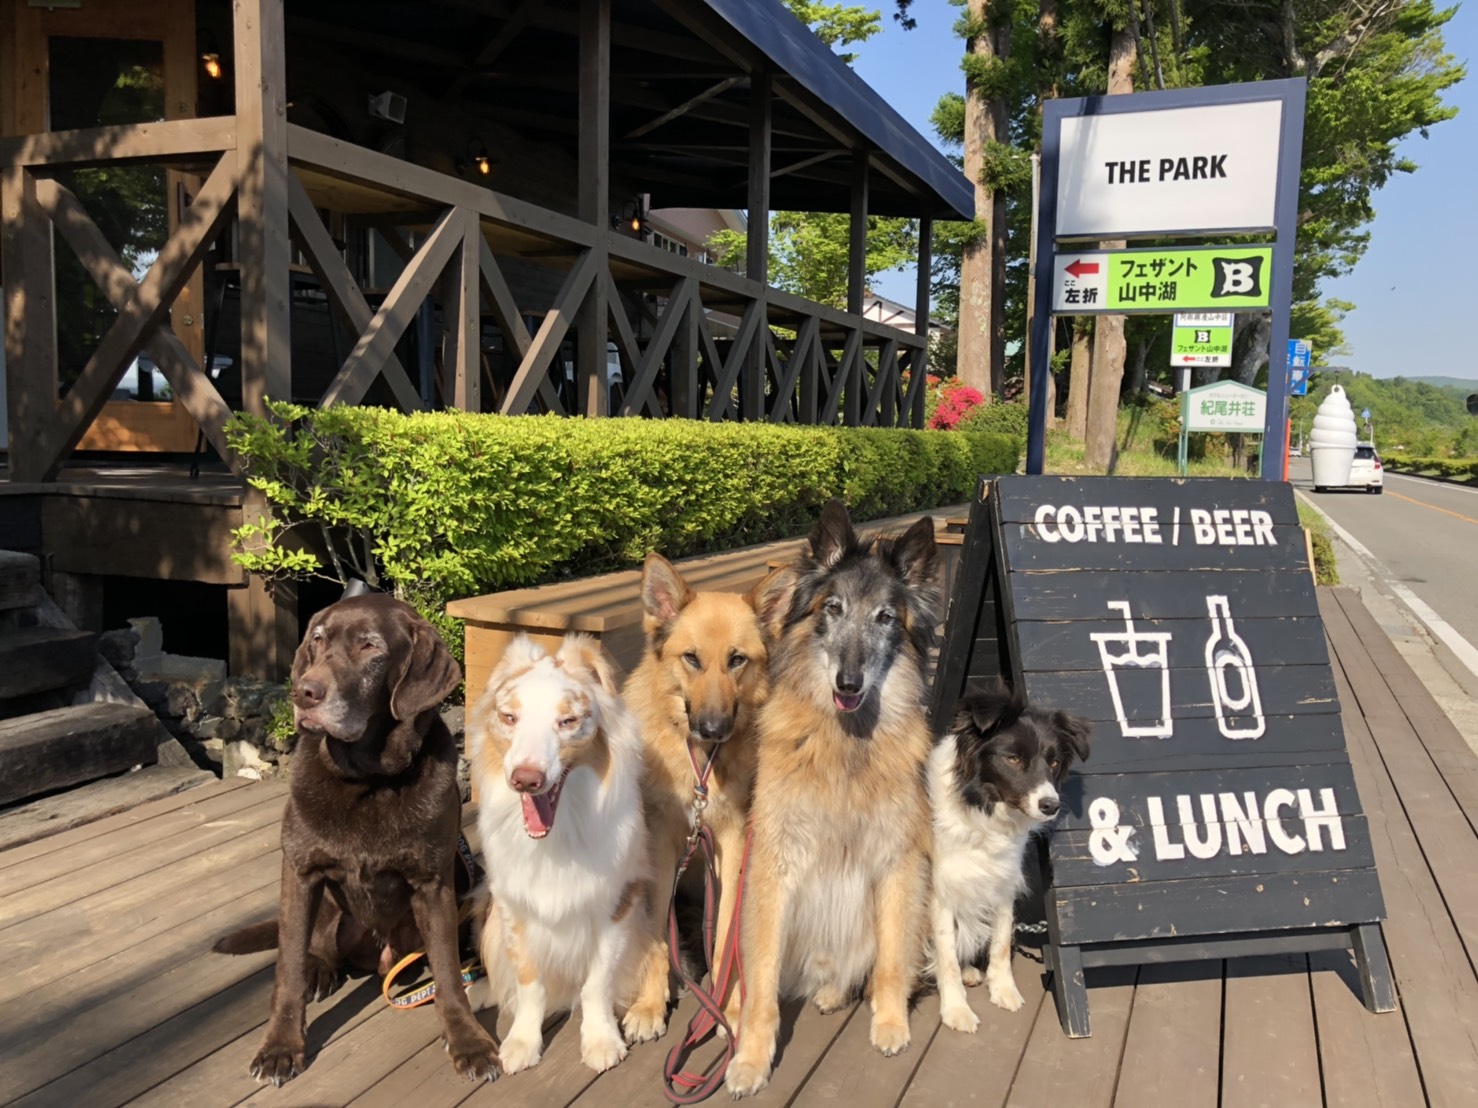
xmin=447 ymin=1027 xmax=500 ymax=1082
xmin=248 ymin=1038 xmax=305 ymax=1087
xmin=960 ymin=965 xmax=983 ymax=987
xmin=941 ymin=1001 xmax=981 ymax=1034
xmin=724 ymin=1054 xmax=772 ymax=1098
xmin=869 ymin=1014 xmax=911 ymax=1056
xmin=581 ymin=1029 xmax=628 ymax=1073
xmin=464 ymin=977 xmax=494 ymax=1013
xmin=987 ymin=972 xmax=1025 ymax=1012
xmin=305 ymin=957 xmax=341 ymax=1003
xmin=498 ymin=1032 xmax=543 ymax=1075
xmin=812 ymin=984 xmax=849 ymax=1014
xmin=621 ymin=1002 xmax=668 ymax=1044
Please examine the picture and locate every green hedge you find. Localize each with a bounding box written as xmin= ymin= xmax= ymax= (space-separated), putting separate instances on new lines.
xmin=1381 ymin=453 xmax=1478 ymax=481
xmin=227 ymin=405 xmax=1020 ymax=650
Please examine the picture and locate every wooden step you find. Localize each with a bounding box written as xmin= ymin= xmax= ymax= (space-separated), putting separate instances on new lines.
xmin=0 ymin=627 xmax=99 ymax=700
xmin=0 ymin=703 xmax=158 ymax=806
xmin=0 ymin=551 xmax=40 ymax=613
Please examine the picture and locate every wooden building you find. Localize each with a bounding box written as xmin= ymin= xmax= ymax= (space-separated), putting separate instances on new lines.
xmin=0 ymin=0 xmax=973 ymax=675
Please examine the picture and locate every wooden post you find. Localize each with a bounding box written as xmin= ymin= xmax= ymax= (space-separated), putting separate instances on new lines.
xmin=844 ymin=151 xmax=869 ymax=426
xmin=453 ymin=210 xmax=481 ymax=411
xmin=914 ymin=214 xmax=932 ymax=428
xmin=577 ymin=0 xmax=610 ymax=417
xmin=1 ymin=167 xmax=55 ymax=481
xmin=232 ymin=0 xmax=295 ymax=677
xmin=233 ymin=0 xmax=291 ymax=417
xmin=744 ymin=71 xmax=772 ymax=422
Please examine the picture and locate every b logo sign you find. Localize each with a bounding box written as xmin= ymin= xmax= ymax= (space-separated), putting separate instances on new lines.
xmin=1211 ymin=256 xmax=1265 ymax=298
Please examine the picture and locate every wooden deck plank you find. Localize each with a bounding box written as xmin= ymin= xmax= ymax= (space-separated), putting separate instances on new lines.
xmin=560 ymin=993 xmax=721 ymax=1108
xmin=1003 ymin=966 xmax=1137 ymax=1108
xmin=792 ymin=991 xmax=942 ymax=1106
xmin=900 ymin=972 xmax=1047 ymax=1108
xmin=0 ymin=791 xmax=285 ymax=928
xmin=0 ymin=941 xmax=278 ymax=1103
xmin=126 ymin=976 xmax=390 ymax=1108
xmin=1220 ymin=954 xmax=1321 ymax=1108
xmin=0 ymin=850 xmax=279 ymax=1021
xmin=0 ymin=824 xmax=277 ymax=985
xmin=1111 ymin=961 xmax=1222 ymax=1108
xmin=0 ymin=777 xmax=264 ymax=881
xmin=1333 ymin=588 xmax=1478 ymax=830
xmin=1322 ymin=595 xmax=1478 ymax=1107
xmin=0 ymin=764 xmax=218 ymax=854
xmin=1308 ymin=949 xmax=1426 ymax=1108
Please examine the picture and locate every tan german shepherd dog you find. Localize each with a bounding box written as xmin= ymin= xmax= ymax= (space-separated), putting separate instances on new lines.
xmin=726 ymin=501 xmax=940 ymax=1097
xmin=621 ymin=553 xmax=793 ymax=1036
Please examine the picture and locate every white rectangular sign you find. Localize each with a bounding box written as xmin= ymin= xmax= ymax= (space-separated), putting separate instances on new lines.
xmin=1056 ymin=100 xmax=1283 ymax=238
xmin=1051 ymin=252 xmax=1108 ymax=312
xmin=1184 ymin=381 xmax=1266 ymax=433
xmin=1174 ymin=312 xmax=1234 ymax=328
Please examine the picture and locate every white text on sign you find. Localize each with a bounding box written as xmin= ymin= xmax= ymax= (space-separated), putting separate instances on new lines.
xmin=1033 ymin=505 xmax=1278 ymax=546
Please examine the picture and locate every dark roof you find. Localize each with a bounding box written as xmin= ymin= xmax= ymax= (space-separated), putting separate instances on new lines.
xmin=700 ymin=0 xmax=974 ymax=221
xmin=276 ymin=0 xmax=974 ymax=221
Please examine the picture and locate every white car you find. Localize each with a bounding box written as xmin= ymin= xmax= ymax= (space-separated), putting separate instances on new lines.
xmin=1346 ymin=444 xmax=1384 ymax=493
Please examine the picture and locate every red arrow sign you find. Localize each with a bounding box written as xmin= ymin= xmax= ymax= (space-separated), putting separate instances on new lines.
xmin=1182 ymin=355 xmax=1199 ymax=362
xmin=1065 ymin=259 xmax=1100 ymax=278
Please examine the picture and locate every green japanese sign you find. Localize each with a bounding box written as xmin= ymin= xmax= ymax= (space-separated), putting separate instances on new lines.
xmin=1171 ymin=322 xmax=1233 ymax=367
xmin=1052 ymin=246 xmax=1275 ymax=314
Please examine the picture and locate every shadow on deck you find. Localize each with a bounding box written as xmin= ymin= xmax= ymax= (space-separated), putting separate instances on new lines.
xmin=2 ymin=587 xmax=1476 ymax=1107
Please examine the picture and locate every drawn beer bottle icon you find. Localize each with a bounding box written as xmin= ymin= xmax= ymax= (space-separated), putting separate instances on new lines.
xmin=1204 ymin=595 xmax=1266 ymax=739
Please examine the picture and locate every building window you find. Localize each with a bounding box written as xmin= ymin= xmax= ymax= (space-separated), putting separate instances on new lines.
xmin=651 ymin=231 xmax=689 ymax=258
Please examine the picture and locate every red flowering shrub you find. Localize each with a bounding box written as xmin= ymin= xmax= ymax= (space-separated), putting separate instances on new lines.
xmin=928 ymin=379 xmax=986 ymax=430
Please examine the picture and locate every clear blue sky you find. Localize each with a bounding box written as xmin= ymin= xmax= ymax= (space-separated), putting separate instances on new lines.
xmin=853 ymin=5 xmax=1476 ymax=382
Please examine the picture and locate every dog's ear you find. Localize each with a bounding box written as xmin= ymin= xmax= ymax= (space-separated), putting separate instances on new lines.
xmin=954 ymin=682 xmax=1022 ymax=738
xmin=641 ymin=552 xmax=692 ymax=635
xmin=1052 ymin=711 xmax=1093 ymax=770
xmin=556 ymin=633 xmax=621 ymax=697
xmin=748 ymin=565 xmax=797 ymax=641
xmin=390 ymin=616 xmax=462 ymax=722
xmin=809 ymin=499 xmax=859 ymax=569
xmin=887 ymin=516 xmax=939 ymax=592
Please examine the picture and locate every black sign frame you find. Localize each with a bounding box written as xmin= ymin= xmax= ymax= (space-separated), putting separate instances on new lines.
xmin=930 ymin=475 xmax=1397 ymax=1038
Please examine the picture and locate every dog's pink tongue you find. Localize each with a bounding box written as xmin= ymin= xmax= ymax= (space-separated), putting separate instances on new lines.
xmin=834 ymin=691 xmax=864 ymax=713
xmin=521 ymin=791 xmax=557 ymax=838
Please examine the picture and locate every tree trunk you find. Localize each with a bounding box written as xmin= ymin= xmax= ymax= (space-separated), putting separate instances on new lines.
xmin=958 ymin=0 xmax=1004 ymax=400
xmin=1234 ymin=312 xmax=1272 ymax=385
xmin=1083 ymin=26 xmax=1136 ymax=471
xmin=1125 ymin=335 xmax=1149 ymax=396
xmin=1066 ymin=318 xmax=1092 ymax=439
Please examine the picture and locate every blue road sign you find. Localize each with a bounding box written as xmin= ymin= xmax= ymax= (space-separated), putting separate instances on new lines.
xmin=1288 ymin=339 xmax=1312 ymax=368
xmin=1290 ymin=367 xmax=1309 ymax=396
xmin=1362 ymin=408 xmax=1371 ymax=421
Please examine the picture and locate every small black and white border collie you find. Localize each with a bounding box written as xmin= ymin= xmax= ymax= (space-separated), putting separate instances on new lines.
xmin=927 ymin=685 xmax=1091 ymax=1031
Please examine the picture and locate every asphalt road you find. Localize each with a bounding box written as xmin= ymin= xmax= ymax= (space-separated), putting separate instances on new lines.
xmin=1290 ymin=457 xmax=1478 ymax=653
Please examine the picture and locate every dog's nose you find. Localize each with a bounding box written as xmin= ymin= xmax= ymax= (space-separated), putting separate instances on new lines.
xmin=510 ymin=765 xmax=545 ymax=794
xmin=297 ymin=679 xmax=326 ymax=705
xmin=1038 ymin=795 xmax=1060 ymax=817
xmin=835 ymin=672 xmax=864 ymax=695
xmin=696 ymin=716 xmax=731 ymax=741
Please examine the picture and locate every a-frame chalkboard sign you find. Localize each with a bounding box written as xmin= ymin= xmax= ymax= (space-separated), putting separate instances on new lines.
xmin=931 ymin=474 xmax=1396 ymax=1037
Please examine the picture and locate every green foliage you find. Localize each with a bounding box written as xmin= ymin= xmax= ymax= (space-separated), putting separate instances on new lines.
xmin=958 ymin=398 xmax=1030 ymax=440
xmin=1290 ymin=372 xmax=1470 ymax=456
xmin=1297 ymin=505 xmax=1341 ymax=587
xmin=782 ymin=0 xmax=883 ymax=59
xmin=1381 ymin=454 xmax=1478 ymax=482
xmin=226 ymin=406 xmax=1020 ymax=650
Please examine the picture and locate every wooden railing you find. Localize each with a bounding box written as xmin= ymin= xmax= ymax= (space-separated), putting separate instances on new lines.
xmin=1 ymin=114 xmax=929 ymax=482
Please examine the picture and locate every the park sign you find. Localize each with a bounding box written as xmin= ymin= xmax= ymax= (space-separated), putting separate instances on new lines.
xmin=1184 ymin=380 xmax=1265 ymax=433
xmin=1051 ymin=247 xmax=1273 ymax=314
xmin=1171 ymin=312 xmax=1233 ymax=368
xmin=931 ymin=476 xmax=1395 ymax=1039
xmin=1055 ymin=100 xmax=1283 ymax=238
xmin=1027 ymin=80 xmax=1307 ymax=477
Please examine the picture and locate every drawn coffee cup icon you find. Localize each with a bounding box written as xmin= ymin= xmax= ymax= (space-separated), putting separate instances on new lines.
xmin=1091 ymin=601 xmax=1173 ymax=738
xmin=1205 ymin=595 xmax=1265 ymax=739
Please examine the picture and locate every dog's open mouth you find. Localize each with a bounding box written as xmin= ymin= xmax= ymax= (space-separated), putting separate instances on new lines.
xmin=833 ymin=691 xmax=865 ymax=713
xmin=520 ymin=767 xmax=572 ymax=839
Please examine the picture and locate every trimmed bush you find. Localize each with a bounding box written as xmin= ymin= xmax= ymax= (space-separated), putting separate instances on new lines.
xmin=958 ymin=399 xmax=1029 ymax=441
xmin=227 ymin=405 xmax=1020 ymax=651
xmin=1381 ymin=453 xmax=1478 ymax=481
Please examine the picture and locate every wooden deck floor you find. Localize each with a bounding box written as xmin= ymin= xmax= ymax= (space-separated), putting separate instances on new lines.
xmin=4 ymin=586 xmax=1477 ymax=1107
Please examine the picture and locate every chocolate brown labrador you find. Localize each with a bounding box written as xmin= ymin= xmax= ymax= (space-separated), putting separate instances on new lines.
xmin=214 ymin=593 xmax=499 ymax=1085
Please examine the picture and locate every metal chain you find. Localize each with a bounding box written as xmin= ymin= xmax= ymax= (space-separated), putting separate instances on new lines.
xmin=1014 ymin=920 xmax=1050 ymax=934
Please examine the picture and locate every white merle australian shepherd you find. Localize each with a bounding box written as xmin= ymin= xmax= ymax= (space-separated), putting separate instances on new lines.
xmin=466 ymin=633 xmax=655 ymax=1075
xmin=927 ymin=685 xmax=1091 ymax=1031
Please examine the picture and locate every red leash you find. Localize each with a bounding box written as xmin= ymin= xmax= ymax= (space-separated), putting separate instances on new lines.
xmin=660 ymin=744 xmax=750 ymax=1104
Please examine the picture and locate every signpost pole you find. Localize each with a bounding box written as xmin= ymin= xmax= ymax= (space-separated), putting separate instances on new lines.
xmin=1026 ymin=103 xmax=1064 ymax=474
xmin=1258 ymin=80 xmax=1307 ymax=480
xmin=1178 ymin=367 xmax=1190 ymax=476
